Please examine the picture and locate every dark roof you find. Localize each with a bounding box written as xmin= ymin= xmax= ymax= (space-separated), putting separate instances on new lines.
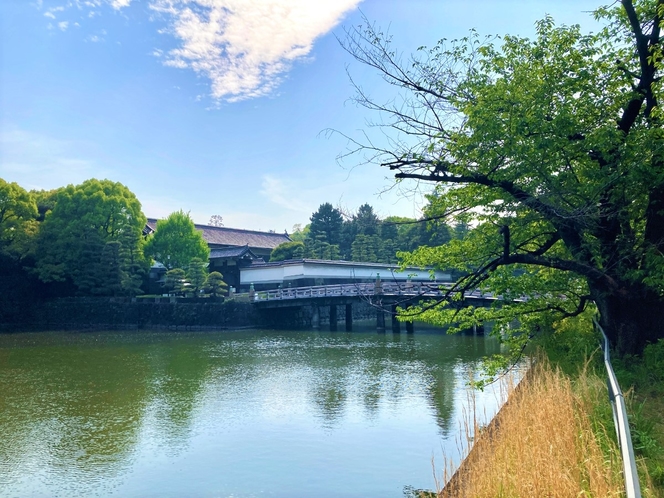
xmin=146 ymin=218 xmax=291 ymax=250
xmin=209 ymin=246 xmax=258 ymax=259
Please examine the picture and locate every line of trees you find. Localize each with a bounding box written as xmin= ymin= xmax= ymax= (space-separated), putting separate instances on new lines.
xmin=270 ymin=202 xmax=468 ymax=263
xmin=0 ymin=179 xmax=227 ymax=303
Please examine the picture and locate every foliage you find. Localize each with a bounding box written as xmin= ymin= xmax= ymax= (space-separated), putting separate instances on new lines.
xmin=206 ymin=271 xmax=228 ymax=297
xmin=309 ymin=203 xmax=343 ymax=246
xmin=292 ymin=202 xmax=454 ymax=263
xmin=118 ymin=227 xmax=147 ymax=296
xmin=532 ymin=309 xmax=602 ymax=375
xmin=354 ymin=203 xmax=380 ymax=236
xmin=144 ymin=210 xmax=209 ymax=270
xmin=31 ymin=188 xmax=61 ymax=222
xmin=270 ymin=241 xmax=305 ymax=262
xmin=351 ymin=234 xmax=379 ymax=262
xmin=96 ymin=241 xmax=125 ymax=296
xmin=164 ymin=268 xmax=187 ymax=295
xmin=35 ymin=179 xmax=147 ymax=295
xmin=302 ymin=235 xmax=340 ymax=260
xmin=343 ymin=1 xmax=664 ymax=356
xmin=186 ymin=257 xmax=208 ymax=296
xmin=0 ymin=178 xmax=38 ymax=261
xmin=289 ymin=223 xmax=310 ymax=242
xmin=208 ymin=214 xmax=224 ymax=227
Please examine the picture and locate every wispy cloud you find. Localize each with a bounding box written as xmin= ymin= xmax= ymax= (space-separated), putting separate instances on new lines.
xmin=44 ymin=5 xmax=64 ymax=17
xmin=58 ymin=20 xmax=69 ymax=31
xmin=261 ymin=174 xmax=313 ymax=213
xmin=150 ymin=0 xmax=362 ymax=102
xmin=0 ymin=128 xmax=108 ymax=190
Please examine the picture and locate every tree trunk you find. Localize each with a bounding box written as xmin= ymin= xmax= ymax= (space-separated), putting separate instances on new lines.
xmin=591 ymin=282 xmax=664 ymax=356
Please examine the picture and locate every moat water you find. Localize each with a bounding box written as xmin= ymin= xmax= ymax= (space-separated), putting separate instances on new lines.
xmin=0 ymin=324 xmax=505 ymax=497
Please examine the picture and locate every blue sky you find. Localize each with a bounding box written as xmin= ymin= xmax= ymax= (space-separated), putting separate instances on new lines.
xmin=1 ymin=0 xmax=602 ymax=232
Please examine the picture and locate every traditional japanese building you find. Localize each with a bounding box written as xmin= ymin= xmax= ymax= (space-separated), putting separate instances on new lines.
xmin=145 ymin=218 xmax=291 ymax=290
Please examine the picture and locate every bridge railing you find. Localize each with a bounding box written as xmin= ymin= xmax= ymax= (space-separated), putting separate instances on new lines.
xmin=253 ymin=281 xmax=492 ymax=302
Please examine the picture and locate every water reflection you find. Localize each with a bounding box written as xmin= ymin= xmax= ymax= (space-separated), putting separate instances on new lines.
xmin=0 ymin=328 xmax=501 ymax=497
xmin=0 ymin=337 xmax=150 ymax=490
xmin=147 ymin=343 xmax=211 ymax=452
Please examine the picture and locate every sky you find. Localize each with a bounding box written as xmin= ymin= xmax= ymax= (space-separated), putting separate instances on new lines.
xmin=1 ymin=0 xmax=603 ymax=233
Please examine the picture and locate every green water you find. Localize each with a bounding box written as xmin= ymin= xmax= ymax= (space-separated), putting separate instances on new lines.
xmin=0 ymin=325 xmax=503 ymax=497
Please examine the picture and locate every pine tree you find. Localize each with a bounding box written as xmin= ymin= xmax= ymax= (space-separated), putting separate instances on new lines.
xmin=186 ymin=257 xmax=208 ymax=297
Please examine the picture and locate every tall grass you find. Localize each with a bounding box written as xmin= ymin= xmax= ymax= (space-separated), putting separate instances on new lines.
xmin=437 ymin=358 xmax=624 ymax=497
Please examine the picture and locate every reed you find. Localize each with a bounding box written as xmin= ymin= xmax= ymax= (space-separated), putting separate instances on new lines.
xmin=437 ymin=357 xmax=624 ymax=497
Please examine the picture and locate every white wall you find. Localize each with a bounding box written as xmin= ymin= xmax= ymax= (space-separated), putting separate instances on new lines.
xmin=240 ymin=261 xmax=451 ymax=286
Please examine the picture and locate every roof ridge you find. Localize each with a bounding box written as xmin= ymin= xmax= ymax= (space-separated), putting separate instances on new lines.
xmin=196 ymin=224 xmax=284 ymax=236
xmin=146 ymin=217 xmax=287 ymax=237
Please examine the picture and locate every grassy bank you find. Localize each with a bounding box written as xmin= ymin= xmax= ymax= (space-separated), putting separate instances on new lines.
xmin=435 ymin=322 xmax=664 ymax=497
xmin=438 ymin=357 xmax=623 ymax=497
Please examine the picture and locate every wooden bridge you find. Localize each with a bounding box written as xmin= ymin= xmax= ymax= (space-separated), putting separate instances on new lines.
xmin=250 ymin=281 xmax=495 ymax=333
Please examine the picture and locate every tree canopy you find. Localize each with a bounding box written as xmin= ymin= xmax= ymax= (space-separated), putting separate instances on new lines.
xmin=0 ymin=179 xmax=38 ymax=261
xmin=186 ymin=257 xmax=209 ymax=295
xmin=206 ymin=271 xmax=228 ymax=297
xmin=270 ymin=241 xmax=305 ymax=262
xmin=35 ymin=179 xmax=147 ymax=294
xmin=344 ymin=0 xmax=664 ymax=356
xmin=309 ymin=203 xmax=344 ymax=246
xmin=144 ymin=210 xmax=209 ymax=270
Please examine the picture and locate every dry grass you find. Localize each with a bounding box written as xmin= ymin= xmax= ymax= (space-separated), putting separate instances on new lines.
xmin=437 ymin=358 xmax=624 ymax=498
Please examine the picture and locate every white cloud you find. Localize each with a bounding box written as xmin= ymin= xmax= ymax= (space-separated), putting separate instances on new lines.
xmin=109 ymin=0 xmax=132 ymax=9
xmin=44 ymin=5 xmax=64 ymax=18
xmin=42 ymin=0 xmax=361 ymax=102
xmin=150 ymin=0 xmax=362 ymax=102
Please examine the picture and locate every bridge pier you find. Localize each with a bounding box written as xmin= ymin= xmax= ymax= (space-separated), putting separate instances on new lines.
xmin=391 ymin=304 xmax=400 ymax=333
xmin=329 ymin=305 xmax=337 ymax=331
xmin=406 ymin=321 xmax=414 ymax=334
xmin=312 ymin=305 xmax=320 ymax=330
xmin=377 ymin=310 xmax=385 ymax=332
xmin=345 ymin=304 xmax=353 ymax=331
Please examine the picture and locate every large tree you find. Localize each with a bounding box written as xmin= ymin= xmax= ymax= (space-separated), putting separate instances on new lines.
xmin=144 ymin=210 xmax=209 ymax=270
xmin=344 ymin=0 xmax=664 ymax=356
xmin=35 ymin=179 xmax=147 ymax=294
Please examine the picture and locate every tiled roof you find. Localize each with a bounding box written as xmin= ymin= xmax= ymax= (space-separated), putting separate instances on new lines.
xmin=146 ymin=218 xmax=291 ymax=250
xmin=209 ymin=246 xmax=257 ymax=259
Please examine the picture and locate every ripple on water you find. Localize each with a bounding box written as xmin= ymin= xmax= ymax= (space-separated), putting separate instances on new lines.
xmin=0 ymin=329 xmax=504 ymax=498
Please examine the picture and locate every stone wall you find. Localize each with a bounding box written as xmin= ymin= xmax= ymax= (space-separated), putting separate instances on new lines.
xmin=2 ymin=297 xmax=392 ymax=332
xmin=0 ymin=297 xmax=257 ymax=331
